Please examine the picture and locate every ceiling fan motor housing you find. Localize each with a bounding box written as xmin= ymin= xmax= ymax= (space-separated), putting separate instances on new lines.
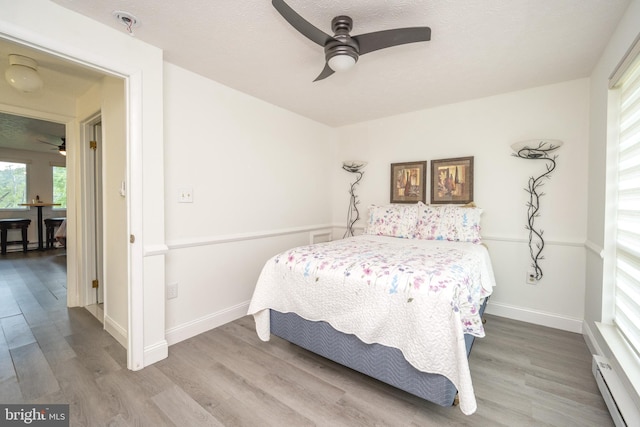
xmin=325 ymin=16 xmax=359 ymax=65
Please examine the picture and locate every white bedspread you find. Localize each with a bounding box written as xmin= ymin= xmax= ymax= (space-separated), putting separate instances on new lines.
xmin=247 ymin=235 xmax=495 ymax=415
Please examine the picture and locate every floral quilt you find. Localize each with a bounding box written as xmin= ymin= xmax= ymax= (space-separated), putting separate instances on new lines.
xmin=248 ymin=235 xmax=495 ymax=415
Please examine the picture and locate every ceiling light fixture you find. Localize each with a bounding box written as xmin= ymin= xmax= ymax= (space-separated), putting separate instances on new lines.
xmin=58 ymin=140 xmax=66 ymax=156
xmin=327 ymin=53 xmax=357 ymax=72
xmin=4 ymin=54 xmax=43 ymax=93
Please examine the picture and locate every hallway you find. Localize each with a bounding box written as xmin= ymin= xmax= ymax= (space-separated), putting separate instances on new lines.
xmin=0 ymin=251 xmax=114 ymax=399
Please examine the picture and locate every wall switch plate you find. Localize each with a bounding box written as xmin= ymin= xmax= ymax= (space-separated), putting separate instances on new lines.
xmin=178 ymin=188 xmax=193 ymax=203
xmin=526 ymin=270 xmax=538 ymax=285
xmin=167 ymin=282 xmax=178 ymax=299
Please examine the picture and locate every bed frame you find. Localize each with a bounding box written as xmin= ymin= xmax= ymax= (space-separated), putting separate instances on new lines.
xmin=270 ymin=298 xmax=488 ymax=407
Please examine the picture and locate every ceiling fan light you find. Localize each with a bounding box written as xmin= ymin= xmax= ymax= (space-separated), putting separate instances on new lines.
xmin=5 ymin=54 xmax=43 ymax=93
xmin=327 ymin=54 xmax=356 ymax=72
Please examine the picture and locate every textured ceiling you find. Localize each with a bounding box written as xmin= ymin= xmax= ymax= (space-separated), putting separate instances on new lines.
xmin=0 ymin=111 xmax=65 ymax=153
xmin=0 ymin=0 xmax=631 ymax=136
xmin=46 ymin=0 xmax=629 ymax=127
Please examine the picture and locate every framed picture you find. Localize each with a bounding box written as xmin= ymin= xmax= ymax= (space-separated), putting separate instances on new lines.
xmin=390 ymin=161 xmax=427 ymax=203
xmin=431 ymin=156 xmax=474 ymax=204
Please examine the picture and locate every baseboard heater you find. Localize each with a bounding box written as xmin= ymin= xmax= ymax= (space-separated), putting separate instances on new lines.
xmin=592 ymin=355 xmax=640 ymax=427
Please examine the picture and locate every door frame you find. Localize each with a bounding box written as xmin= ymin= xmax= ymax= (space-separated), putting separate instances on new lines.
xmin=2 ymin=2 xmax=167 ymax=370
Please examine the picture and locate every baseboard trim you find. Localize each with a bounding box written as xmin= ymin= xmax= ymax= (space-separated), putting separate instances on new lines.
xmin=165 ymin=301 xmax=250 ymax=346
xmin=143 ymin=340 xmax=169 ymax=367
xmin=485 ymin=301 xmax=583 ymax=333
xmin=582 ymin=321 xmax=604 ymax=356
xmin=104 ymin=314 xmax=128 ymax=349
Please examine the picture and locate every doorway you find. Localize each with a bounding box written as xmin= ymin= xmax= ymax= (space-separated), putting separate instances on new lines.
xmin=2 ymin=3 xmax=168 ymax=369
xmin=0 ymin=39 xmax=129 ymax=350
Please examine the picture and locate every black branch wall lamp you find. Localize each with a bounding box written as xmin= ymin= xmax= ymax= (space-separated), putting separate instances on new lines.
xmin=511 ymin=139 xmax=563 ymax=281
xmin=342 ymin=160 xmax=367 ymax=238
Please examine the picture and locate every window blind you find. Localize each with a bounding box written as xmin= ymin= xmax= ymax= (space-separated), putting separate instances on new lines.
xmin=614 ymin=51 xmax=640 ymax=357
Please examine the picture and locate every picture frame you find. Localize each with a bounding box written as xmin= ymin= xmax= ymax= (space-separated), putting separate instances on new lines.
xmin=390 ymin=161 xmax=427 ymax=203
xmin=431 ymin=156 xmax=474 ymax=204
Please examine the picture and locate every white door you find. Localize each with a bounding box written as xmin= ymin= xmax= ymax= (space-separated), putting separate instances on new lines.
xmin=82 ymin=117 xmax=105 ymax=310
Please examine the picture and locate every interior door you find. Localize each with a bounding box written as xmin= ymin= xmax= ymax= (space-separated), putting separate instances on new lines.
xmin=84 ymin=118 xmax=104 ymax=308
xmin=92 ymin=122 xmax=104 ymax=304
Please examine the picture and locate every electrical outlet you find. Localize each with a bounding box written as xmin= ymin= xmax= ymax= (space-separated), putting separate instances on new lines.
xmin=526 ymin=270 xmax=538 ymax=285
xmin=178 ymin=188 xmax=193 ymax=203
xmin=167 ymin=282 xmax=178 ymax=299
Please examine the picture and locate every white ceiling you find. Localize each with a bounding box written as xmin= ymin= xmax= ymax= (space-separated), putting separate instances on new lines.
xmin=45 ymin=0 xmax=629 ymax=127
xmin=0 ymin=0 xmax=631 ymax=144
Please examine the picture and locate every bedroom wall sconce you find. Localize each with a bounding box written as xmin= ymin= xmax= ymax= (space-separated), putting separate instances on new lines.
xmin=511 ymin=139 xmax=563 ymax=281
xmin=4 ymin=54 xmax=44 ymax=93
xmin=342 ymin=160 xmax=367 ymax=238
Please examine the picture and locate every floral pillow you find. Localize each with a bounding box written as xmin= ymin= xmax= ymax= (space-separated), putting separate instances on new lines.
xmin=416 ymin=202 xmax=483 ymax=243
xmin=364 ymin=204 xmax=419 ymax=238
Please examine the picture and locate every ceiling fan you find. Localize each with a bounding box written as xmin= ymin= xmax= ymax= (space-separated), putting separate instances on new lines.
xmin=38 ymin=137 xmax=66 ymax=156
xmin=272 ymin=0 xmax=431 ymax=81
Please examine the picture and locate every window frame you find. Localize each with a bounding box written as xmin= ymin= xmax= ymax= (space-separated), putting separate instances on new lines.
xmin=599 ymin=33 xmax=640 ymax=405
xmin=0 ymin=157 xmax=31 ymax=211
xmin=50 ymin=162 xmax=67 ymax=210
xmin=605 ymin=40 xmax=640 ymax=356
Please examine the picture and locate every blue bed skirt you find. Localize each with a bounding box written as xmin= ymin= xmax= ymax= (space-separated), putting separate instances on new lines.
xmin=270 ymin=298 xmax=487 ymax=407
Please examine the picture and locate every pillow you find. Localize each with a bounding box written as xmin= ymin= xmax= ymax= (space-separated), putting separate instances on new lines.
xmin=364 ymin=204 xmax=419 ymax=238
xmin=416 ymin=201 xmax=483 ymax=243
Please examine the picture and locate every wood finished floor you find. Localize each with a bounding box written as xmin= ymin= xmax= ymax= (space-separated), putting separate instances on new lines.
xmin=1 ymin=251 xmax=614 ymax=426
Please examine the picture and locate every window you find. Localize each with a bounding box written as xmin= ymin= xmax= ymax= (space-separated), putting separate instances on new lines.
xmin=0 ymin=160 xmax=27 ymax=209
xmin=610 ymin=47 xmax=640 ymax=357
xmin=52 ymin=165 xmax=67 ymax=209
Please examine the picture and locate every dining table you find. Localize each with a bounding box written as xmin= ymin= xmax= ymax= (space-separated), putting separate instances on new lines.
xmin=19 ymin=202 xmax=61 ymax=250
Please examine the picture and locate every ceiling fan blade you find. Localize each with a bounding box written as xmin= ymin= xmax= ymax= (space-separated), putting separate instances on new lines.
xmin=313 ymin=63 xmax=335 ymax=82
xmin=37 ymin=139 xmax=59 ymax=147
xmin=354 ymin=27 xmax=431 ymax=55
xmin=272 ymin=0 xmax=334 ymax=47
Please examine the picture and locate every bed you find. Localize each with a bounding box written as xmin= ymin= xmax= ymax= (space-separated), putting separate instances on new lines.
xmin=248 ymin=202 xmax=495 ymax=415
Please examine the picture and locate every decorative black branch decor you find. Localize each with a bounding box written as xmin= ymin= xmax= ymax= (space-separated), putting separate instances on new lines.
xmin=511 ymin=139 xmax=563 ymax=280
xmin=342 ymin=160 xmax=367 ymax=238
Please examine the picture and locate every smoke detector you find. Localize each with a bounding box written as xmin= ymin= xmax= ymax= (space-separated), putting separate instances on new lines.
xmin=112 ymin=10 xmax=140 ymax=34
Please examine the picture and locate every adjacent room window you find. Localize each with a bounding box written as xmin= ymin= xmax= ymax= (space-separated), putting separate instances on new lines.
xmin=610 ymin=47 xmax=640 ymax=357
xmin=0 ymin=160 xmax=27 ymax=209
xmin=52 ymin=165 xmax=67 ymax=209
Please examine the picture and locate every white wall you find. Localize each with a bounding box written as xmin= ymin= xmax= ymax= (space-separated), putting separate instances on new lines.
xmin=162 ymin=63 xmax=337 ymax=344
xmin=102 ymin=76 xmax=129 ymax=345
xmin=333 ymin=79 xmax=590 ymax=331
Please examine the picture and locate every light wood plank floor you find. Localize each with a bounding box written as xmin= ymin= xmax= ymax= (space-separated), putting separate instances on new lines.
xmin=1 ymin=252 xmax=614 ymax=426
